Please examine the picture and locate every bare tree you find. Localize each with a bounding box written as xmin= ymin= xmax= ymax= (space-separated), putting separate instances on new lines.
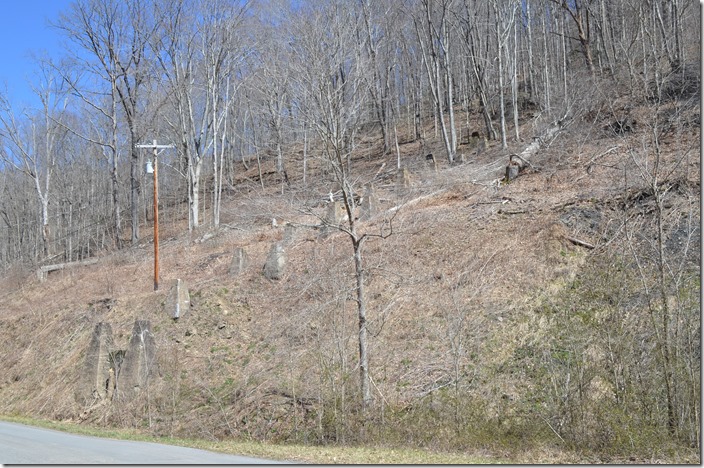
xmin=0 ymin=66 xmax=68 ymax=259
xmin=623 ymin=102 xmax=699 ymax=440
xmin=456 ymin=0 xmax=497 ymax=141
xmin=153 ymin=0 xmax=206 ymax=231
xmin=550 ymin=0 xmax=595 ymax=74
xmin=414 ymin=0 xmax=458 ymax=163
xmin=153 ymin=0 xmax=246 ymax=230
xmin=491 ymin=0 xmax=518 ymax=149
xmin=50 ymin=53 xmax=124 ymax=249
xmin=58 ymin=0 xmax=155 ymax=244
xmin=251 ymin=11 xmax=293 ymax=189
xmin=290 ymin=1 xmax=395 ymax=409
xmin=359 ymin=0 xmax=392 ymax=155
xmin=202 ymin=2 xmax=248 ymax=227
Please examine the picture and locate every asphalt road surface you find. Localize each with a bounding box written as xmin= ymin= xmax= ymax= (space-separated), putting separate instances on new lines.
xmin=0 ymin=421 xmax=289 ymax=464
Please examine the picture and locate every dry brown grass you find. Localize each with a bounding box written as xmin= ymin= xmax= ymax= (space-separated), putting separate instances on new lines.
xmin=0 ymin=100 xmax=699 ymax=462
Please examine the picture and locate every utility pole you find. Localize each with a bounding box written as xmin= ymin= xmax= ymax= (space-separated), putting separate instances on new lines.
xmin=136 ymin=140 xmax=174 ymax=290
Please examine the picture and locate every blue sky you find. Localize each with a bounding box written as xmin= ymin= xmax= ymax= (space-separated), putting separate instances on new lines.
xmin=0 ymin=0 xmax=74 ymax=109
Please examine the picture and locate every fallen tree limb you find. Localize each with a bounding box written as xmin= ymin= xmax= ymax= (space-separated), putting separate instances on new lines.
xmin=566 ymin=236 xmax=595 ymax=250
xmin=585 ymin=146 xmax=620 ymax=173
xmin=386 ymin=189 xmax=446 ymax=214
xmin=475 ymin=199 xmax=510 ymax=205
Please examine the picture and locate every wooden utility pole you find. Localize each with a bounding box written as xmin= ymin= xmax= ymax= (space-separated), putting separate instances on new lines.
xmin=136 ymin=140 xmax=174 ymax=290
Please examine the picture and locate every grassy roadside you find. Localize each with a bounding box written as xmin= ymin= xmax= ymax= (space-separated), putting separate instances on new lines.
xmin=0 ymin=414 xmax=510 ymax=464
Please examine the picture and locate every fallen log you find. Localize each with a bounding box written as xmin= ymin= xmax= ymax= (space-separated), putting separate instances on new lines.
xmin=505 ymin=115 xmax=570 ymax=181
xmin=386 ymin=189 xmax=446 ymax=214
xmin=37 ymin=258 xmax=99 ymax=282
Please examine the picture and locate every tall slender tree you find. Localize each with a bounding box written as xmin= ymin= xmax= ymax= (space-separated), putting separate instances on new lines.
xmin=0 ymin=65 xmax=69 ymax=259
xmin=58 ymin=0 xmax=155 ymax=244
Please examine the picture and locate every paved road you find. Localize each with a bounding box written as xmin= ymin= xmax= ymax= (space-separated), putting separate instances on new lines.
xmin=0 ymin=421 xmax=289 ymax=464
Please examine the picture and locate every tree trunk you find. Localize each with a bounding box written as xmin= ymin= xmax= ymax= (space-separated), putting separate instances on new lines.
xmin=186 ymin=148 xmax=204 ymax=231
xmin=353 ymin=237 xmax=371 ymax=407
xmin=512 ymin=13 xmax=520 ymax=141
xmin=40 ymin=196 xmax=50 ymax=258
xmin=441 ymin=19 xmax=457 ymax=162
xmin=110 ymin=90 xmax=122 ymax=249
xmin=554 ymin=0 xmax=595 ymax=74
xmin=361 ymin=0 xmax=389 ymax=155
xmin=303 ymin=124 xmax=308 ymax=187
xmin=494 ymin=2 xmax=508 ymax=149
xmin=463 ymin=9 xmax=496 ymax=140
xmin=526 ymin=0 xmax=536 ymax=101
xmin=130 ymin=132 xmax=140 ymax=244
xmin=415 ymin=2 xmax=455 ymax=164
xmin=541 ymin=12 xmax=551 ymax=113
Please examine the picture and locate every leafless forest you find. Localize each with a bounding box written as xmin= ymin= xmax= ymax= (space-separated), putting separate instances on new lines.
xmin=0 ymin=0 xmax=700 ymax=462
xmin=0 ymin=0 xmax=695 ymax=264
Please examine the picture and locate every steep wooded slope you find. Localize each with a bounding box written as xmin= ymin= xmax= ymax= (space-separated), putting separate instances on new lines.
xmin=0 ymin=94 xmax=699 ymax=461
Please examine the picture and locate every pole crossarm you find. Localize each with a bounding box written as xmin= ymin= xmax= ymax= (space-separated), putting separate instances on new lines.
xmin=136 ymin=139 xmax=175 ymax=155
xmin=136 ymin=141 xmax=175 ymax=157
xmin=136 ymin=144 xmax=175 ymax=149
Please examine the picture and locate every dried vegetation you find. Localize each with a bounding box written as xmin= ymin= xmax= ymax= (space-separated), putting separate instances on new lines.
xmin=0 ymin=87 xmax=699 ymax=463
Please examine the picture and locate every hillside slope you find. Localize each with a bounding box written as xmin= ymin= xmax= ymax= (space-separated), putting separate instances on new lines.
xmin=0 ymin=94 xmax=699 ymax=462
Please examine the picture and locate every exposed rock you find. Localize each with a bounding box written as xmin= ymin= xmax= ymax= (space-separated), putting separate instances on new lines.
xmin=560 ymin=206 xmax=603 ymax=236
xmin=116 ymin=320 xmax=158 ymax=401
xmin=605 ymin=117 xmax=636 ymax=135
xmin=229 ymin=247 xmax=249 ymax=276
xmin=282 ymin=223 xmax=299 ymax=246
xmin=264 ymin=242 xmax=286 ymax=280
xmin=165 ymin=278 xmax=190 ymax=320
xmin=424 ymin=153 xmax=437 ymax=171
xmin=505 ymin=164 xmax=520 ymax=182
xmin=476 ymin=137 xmax=487 ymax=156
xmin=322 ymin=201 xmax=348 ymax=237
xmin=77 ymin=322 xmax=114 ymax=405
xmin=326 ymin=201 xmax=347 ymax=226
